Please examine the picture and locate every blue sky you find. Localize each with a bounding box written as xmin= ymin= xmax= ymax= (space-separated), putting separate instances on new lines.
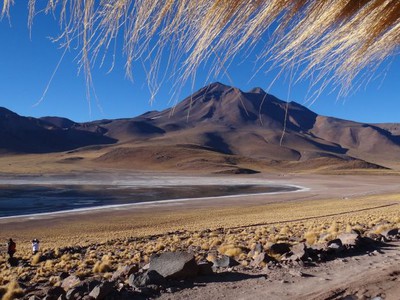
xmin=0 ymin=2 xmax=399 ymax=123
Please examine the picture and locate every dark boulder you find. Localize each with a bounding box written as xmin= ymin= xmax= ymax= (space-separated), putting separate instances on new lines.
xmin=129 ymin=270 xmax=166 ymax=287
xmin=149 ymin=252 xmax=198 ymax=279
xmin=381 ymin=228 xmax=399 ymax=240
xmin=269 ymin=243 xmax=291 ymax=255
xmin=88 ymin=282 xmax=114 ymax=300
xmin=40 ymin=286 xmax=66 ymax=300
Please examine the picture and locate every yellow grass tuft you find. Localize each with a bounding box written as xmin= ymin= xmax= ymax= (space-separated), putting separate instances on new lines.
xmin=31 ymin=253 xmax=42 ymax=265
xmin=218 ymin=244 xmax=243 ymax=257
xmin=304 ymin=231 xmax=318 ymax=245
xmin=2 ymin=281 xmax=24 ymax=300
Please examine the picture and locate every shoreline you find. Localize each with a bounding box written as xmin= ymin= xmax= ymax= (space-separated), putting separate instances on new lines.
xmin=1 ymin=173 xmax=400 ymax=250
xmin=0 ymin=183 xmax=308 ymax=221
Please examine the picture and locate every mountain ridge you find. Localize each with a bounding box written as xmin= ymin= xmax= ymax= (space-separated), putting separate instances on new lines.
xmin=0 ymin=83 xmax=399 ymax=172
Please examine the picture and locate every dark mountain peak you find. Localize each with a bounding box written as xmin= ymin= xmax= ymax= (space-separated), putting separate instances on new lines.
xmin=0 ymin=107 xmax=19 ymax=118
xmin=205 ymin=82 xmax=231 ymax=91
xmin=248 ymin=87 xmax=266 ymax=95
xmin=149 ymin=83 xmax=318 ymax=132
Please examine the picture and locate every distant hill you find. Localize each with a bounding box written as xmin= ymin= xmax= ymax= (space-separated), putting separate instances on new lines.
xmin=0 ymin=107 xmax=116 ymax=153
xmin=1 ymin=83 xmax=399 ymax=172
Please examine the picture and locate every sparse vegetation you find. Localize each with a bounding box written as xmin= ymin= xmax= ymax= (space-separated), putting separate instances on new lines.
xmin=0 ymin=177 xmax=399 ymax=299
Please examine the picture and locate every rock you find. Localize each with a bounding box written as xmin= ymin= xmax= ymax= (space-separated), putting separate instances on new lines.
xmin=250 ymin=252 xmax=272 ymax=267
xmin=149 ymin=251 xmax=198 ymax=279
xmin=129 ymin=270 xmax=166 ymax=287
xmin=61 ymin=275 xmax=81 ymax=291
xmin=254 ymin=243 xmax=263 ymax=253
xmin=327 ymin=239 xmax=343 ymax=252
xmin=381 ymin=228 xmax=399 ymax=239
xmin=65 ymin=279 xmax=101 ymax=300
xmin=111 ymin=264 xmax=139 ymax=281
xmin=45 ymin=286 xmax=66 ymax=300
xmin=197 ymin=262 xmax=214 ymax=275
xmin=269 ymin=243 xmax=291 ymax=255
xmin=286 ymin=243 xmax=307 ymax=261
xmin=65 ymin=287 xmax=85 ymax=300
xmin=337 ymin=233 xmax=361 ymax=248
xmin=366 ymin=232 xmax=384 ymax=241
xmin=88 ymin=282 xmax=114 ymax=300
xmin=248 ymin=243 xmax=264 ymax=258
xmin=212 ymin=255 xmax=240 ymax=268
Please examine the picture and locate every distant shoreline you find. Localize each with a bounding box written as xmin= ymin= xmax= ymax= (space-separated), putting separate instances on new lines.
xmin=0 ymin=182 xmax=307 ymax=220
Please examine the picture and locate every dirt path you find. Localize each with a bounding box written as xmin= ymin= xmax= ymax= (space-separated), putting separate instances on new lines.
xmin=158 ymin=242 xmax=400 ymax=300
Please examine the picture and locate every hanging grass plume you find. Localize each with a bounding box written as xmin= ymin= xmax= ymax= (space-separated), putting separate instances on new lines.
xmin=1 ymin=0 xmax=399 ymax=96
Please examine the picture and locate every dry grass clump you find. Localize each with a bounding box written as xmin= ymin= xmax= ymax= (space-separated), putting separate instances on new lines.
xmin=31 ymin=253 xmax=42 ymax=265
xmin=304 ymin=230 xmax=319 ymax=246
xmin=93 ymin=254 xmax=115 ymax=273
xmin=218 ymin=244 xmax=243 ymax=258
xmin=1 ymin=281 xmax=24 ymax=300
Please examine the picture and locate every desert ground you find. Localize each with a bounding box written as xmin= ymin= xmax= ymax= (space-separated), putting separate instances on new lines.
xmin=0 ymin=168 xmax=400 ymax=299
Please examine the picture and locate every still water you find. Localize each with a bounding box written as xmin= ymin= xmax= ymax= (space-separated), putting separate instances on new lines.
xmin=0 ymin=184 xmax=298 ymax=218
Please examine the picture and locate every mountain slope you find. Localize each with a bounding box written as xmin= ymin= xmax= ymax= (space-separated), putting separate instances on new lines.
xmin=0 ymin=107 xmax=117 ymax=153
xmin=0 ymin=83 xmax=399 ymax=172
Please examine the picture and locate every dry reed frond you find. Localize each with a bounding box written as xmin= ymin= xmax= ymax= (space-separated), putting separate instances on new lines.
xmin=1 ymin=1 xmax=399 ymax=96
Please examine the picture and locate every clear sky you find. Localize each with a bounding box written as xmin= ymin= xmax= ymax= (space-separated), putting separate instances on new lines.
xmin=0 ymin=1 xmax=399 ymax=124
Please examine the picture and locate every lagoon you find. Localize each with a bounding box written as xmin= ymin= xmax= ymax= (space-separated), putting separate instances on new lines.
xmin=0 ymin=183 xmax=299 ymax=218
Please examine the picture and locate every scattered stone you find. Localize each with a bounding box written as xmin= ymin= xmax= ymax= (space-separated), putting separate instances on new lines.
xmin=111 ymin=264 xmax=139 ymax=281
xmin=381 ymin=228 xmax=399 ymax=239
xmin=285 ymin=243 xmax=307 ymax=261
xmin=45 ymin=286 xmax=65 ymax=300
xmin=61 ymin=275 xmax=81 ymax=291
xmin=366 ymin=232 xmax=384 ymax=241
xmin=88 ymin=281 xmax=114 ymax=300
xmin=212 ymin=255 xmax=240 ymax=268
xmin=149 ymin=252 xmax=199 ymax=279
xmin=269 ymin=243 xmax=291 ymax=255
xmin=254 ymin=243 xmax=263 ymax=253
xmin=327 ymin=239 xmax=343 ymax=253
xmin=337 ymin=233 xmax=361 ymax=248
xmin=65 ymin=287 xmax=85 ymax=300
xmin=65 ymin=279 xmax=101 ymax=300
xmin=250 ymin=252 xmax=273 ymax=267
xmin=129 ymin=270 xmax=166 ymax=287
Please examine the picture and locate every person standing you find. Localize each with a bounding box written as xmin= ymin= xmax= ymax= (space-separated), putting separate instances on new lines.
xmin=32 ymin=239 xmax=40 ymax=255
xmin=7 ymin=238 xmax=16 ymax=258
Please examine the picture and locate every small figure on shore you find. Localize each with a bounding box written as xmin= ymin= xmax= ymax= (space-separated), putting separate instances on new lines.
xmin=32 ymin=239 xmax=40 ymax=255
xmin=7 ymin=238 xmax=16 ymax=258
